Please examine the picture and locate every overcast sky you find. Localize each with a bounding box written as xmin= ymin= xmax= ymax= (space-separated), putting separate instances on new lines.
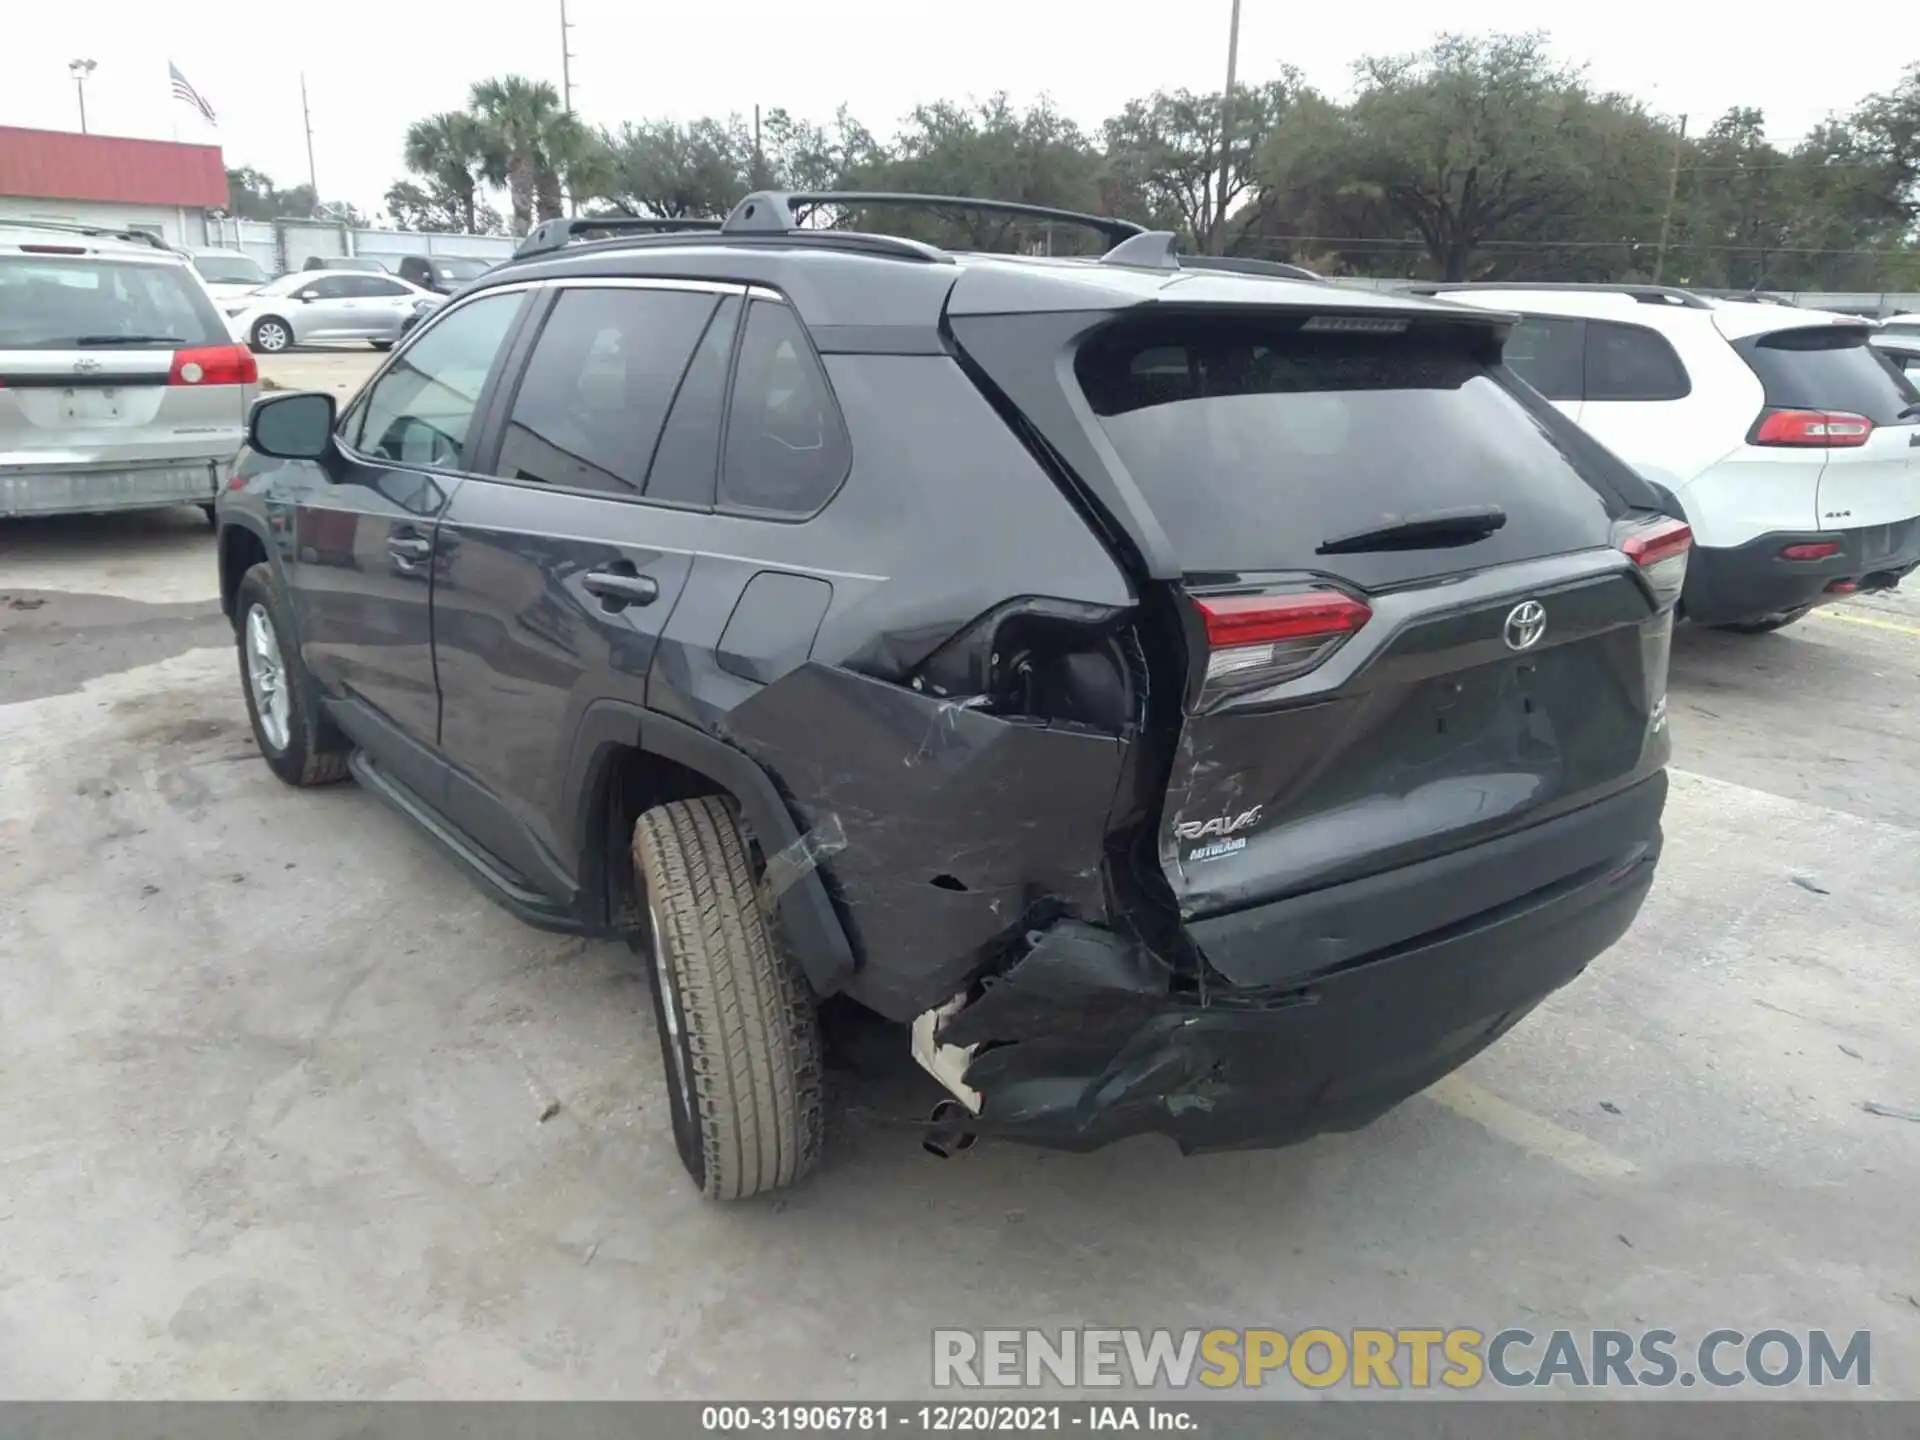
xmin=2 ymin=0 xmax=1911 ymax=218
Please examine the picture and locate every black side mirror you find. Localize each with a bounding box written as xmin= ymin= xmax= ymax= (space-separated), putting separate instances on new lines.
xmin=249 ymin=391 xmax=336 ymax=461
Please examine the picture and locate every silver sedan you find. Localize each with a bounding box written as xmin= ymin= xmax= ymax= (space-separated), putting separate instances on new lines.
xmin=225 ymin=271 xmax=436 ymax=354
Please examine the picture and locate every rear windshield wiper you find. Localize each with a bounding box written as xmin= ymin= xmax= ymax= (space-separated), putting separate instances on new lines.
xmin=71 ymin=334 xmax=186 ymax=347
xmin=1317 ymin=505 xmax=1509 ymax=555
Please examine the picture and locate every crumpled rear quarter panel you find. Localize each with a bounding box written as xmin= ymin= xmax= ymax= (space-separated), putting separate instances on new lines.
xmin=722 ymin=662 xmax=1126 ymax=1020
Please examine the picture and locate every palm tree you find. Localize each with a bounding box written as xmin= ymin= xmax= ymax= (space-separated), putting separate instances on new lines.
xmin=469 ymin=75 xmax=572 ymax=235
xmin=402 ymin=112 xmax=486 ymax=234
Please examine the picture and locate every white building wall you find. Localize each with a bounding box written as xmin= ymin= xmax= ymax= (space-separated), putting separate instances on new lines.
xmin=0 ymin=196 xmax=209 ymax=248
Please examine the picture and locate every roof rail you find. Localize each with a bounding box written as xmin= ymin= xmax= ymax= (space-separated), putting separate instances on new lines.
xmin=722 ymin=191 xmax=1145 ymax=246
xmin=1098 ymin=230 xmax=1321 ymax=281
xmin=514 ymin=214 xmax=723 ymax=261
xmin=1400 ymin=281 xmax=1712 ymax=310
xmin=0 ymin=217 xmax=173 ymax=251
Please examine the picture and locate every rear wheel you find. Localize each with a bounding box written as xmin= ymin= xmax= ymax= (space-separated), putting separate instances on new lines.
xmin=234 ymin=563 xmax=349 ymax=787
xmin=1713 ymin=604 xmax=1813 ymax=635
xmin=631 ymin=796 xmax=825 ymax=1200
xmin=250 ymin=316 xmax=292 ymax=354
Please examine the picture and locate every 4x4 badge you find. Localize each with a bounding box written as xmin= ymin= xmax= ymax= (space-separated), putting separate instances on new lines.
xmin=1504 ymin=600 xmax=1547 ymax=651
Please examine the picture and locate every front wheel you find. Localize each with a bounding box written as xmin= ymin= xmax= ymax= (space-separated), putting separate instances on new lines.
xmin=234 ymin=563 xmax=349 ymax=787
xmin=1712 ymin=604 xmax=1813 ymax=635
xmin=249 ymin=316 xmax=292 ymax=354
xmin=632 ymin=796 xmax=825 ymax=1200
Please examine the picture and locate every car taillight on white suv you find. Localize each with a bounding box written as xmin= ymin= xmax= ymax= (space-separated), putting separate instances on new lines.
xmin=168 ymin=343 xmax=257 ymax=387
xmin=1748 ymin=409 xmax=1873 ymax=447
xmin=1617 ymin=517 xmax=1692 ymax=610
xmin=1190 ymin=589 xmax=1373 ymax=705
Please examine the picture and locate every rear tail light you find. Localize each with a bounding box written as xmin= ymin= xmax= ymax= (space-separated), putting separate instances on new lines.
xmin=1780 ymin=541 xmax=1841 ymax=561
xmin=169 ymin=344 xmax=257 ymax=387
xmin=1749 ymin=409 xmax=1872 ymax=447
xmin=1192 ymin=589 xmax=1372 ymax=702
xmin=1618 ymin=517 xmax=1692 ymax=610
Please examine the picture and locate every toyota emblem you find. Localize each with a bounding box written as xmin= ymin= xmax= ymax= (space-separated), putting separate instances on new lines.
xmin=1503 ymin=600 xmax=1547 ymax=651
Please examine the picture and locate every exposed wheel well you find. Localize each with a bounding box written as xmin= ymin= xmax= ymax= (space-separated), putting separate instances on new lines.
xmin=591 ymin=745 xmax=726 ymax=935
xmin=218 ymin=526 xmax=270 ymax=621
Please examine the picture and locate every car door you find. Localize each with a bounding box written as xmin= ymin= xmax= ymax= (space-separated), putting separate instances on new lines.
xmin=429 ymin=278 xmax=738 ymax=902
xmin=284 ymin=287 xmax=530 ymax=802
xmin=350 ymin=275 xmax=417 ymax=340
xmin=291 ymin=274 xmax=359 ymax=341
xmin=1572 ymin=319 xmax=1695 ymax=475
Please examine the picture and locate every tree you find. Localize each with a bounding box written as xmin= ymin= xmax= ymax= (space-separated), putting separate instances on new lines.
xmin=402 ymin=111 xmax=487 ymax=233
xmin=469 ymin=75 xmax=577 ymax=234
xmin=1102 ymin=77 xmax=1300 ymax=250
xmin=383 ymin=179 xmax=504 ymax=233
xmin=224 ymin=167 xmax=317 ymax=221
xmin=859 ymin=95 xmax=1106 ymax=251
xmin=599 ymin=117 xmax=753 ymax=218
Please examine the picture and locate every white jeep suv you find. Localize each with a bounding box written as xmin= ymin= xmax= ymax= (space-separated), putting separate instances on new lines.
xmin=1421 ymin=283 xmax=1920 ymax=633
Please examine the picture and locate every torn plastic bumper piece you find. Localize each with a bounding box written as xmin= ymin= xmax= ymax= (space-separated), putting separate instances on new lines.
xmin=937 ymin=839 xmax=1660 ymax=1154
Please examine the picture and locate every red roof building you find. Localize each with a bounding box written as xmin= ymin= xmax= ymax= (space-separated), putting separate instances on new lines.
xmin=0 ymin=125 xmax=227 ymax=208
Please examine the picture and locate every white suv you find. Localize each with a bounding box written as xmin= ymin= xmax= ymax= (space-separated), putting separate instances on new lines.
xmin=1420 ymin=283 xmax=1920 ymax=633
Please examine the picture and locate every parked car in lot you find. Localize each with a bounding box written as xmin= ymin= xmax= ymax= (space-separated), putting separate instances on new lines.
xmin=299 ymin=256 xmax=392 ymax=273
xmin=396 ymin=254 xmax=494 ymax=293
xmin=1 ymin=219 xmax=257 ymax=521
xmin=216 ymin=196 xmax=1683 ymax=1199
xmin=186 ymin=248 xmax=270 ymax=303
xmin=1421 ymin=283 xmax=1920 ymax=633
xmin=224 ymin=271 xmax=435 ymax=353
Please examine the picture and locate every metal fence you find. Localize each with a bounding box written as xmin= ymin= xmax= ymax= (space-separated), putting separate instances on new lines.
xmin=205 ymin=217 xmax=518 ymax=278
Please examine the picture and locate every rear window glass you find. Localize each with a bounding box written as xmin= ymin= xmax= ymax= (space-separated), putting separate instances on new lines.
xmin=1075 ymin=319 xmax=1628 ymax=585
xmin=192 ymin=254 xmax=266 ymax=285
xmin=1738 ymin=327 xmax=1919 ymax=425
xmin=0 ymin=257 xmax=229 ymax=349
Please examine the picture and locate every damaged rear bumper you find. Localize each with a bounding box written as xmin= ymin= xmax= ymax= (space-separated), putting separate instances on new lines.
xmin=937 ymin=795 xmax=1663 ymax=1154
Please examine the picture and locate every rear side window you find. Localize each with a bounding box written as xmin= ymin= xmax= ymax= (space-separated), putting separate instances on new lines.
xmin=1584 ymin=321 xmax=1690 ymax=401
xmin=1075 ymin=317 xmax=1626 ymax=587
xmin=1738 ymin=326 xmax=1919 ymax=425
xmin=494 ymin=287 xmax=718 ymax=498
xmin=0 ymin=257 xmax=229 ymax=349
xmin=1503 ymin=316 xmax=1585 ymax=401
xmin=718 ymin=301 xmax=851 ymax=518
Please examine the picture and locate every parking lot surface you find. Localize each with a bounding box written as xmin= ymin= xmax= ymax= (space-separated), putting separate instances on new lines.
xmin=1 ymin=353 xmax=1916 ymax=1398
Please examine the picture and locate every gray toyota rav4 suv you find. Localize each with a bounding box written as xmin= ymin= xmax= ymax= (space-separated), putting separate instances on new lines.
xmin=216 ymin=194 xmax=1687 ymax=1199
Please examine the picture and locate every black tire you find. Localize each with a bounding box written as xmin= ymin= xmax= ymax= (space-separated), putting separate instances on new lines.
xmin=1713 ymin=604 xmax=1813 ymax=635
xmin=632 ymin=796 xmax=825 ymax=1200
xmin=370 ymin=340 xmax=394 ymax=351
xmin=199 ymin=503 xmax=217 ymax=530
xmin=233 ymin=562 xmax=350 ymax=787
xmin=249 ymin=316 xmax=293 ymax=354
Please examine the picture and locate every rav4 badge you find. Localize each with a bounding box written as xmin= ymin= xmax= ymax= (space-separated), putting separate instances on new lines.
xmin=1174 ymin=805 xmax=1264 ymax=842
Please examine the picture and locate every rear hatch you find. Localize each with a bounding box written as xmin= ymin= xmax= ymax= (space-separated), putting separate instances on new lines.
xmin=1007 ymin=306 xmax=1681 ymax=979
xmin=0 ymin=251 xmax=254 ymax=469
xmin=1726 ymin=319 xmax=1920 ymax=537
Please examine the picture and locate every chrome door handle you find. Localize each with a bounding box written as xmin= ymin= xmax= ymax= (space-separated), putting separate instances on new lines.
xmin=582 ymin=570 xmax=659 ymax=608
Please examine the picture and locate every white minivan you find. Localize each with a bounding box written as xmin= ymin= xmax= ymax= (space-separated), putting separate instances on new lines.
xmin=1423 ymin=283 xmax=1920 ymax=633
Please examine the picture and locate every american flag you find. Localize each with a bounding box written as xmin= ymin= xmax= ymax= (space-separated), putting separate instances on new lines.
xmin=169 ymin=62 xmax=217 ymax=126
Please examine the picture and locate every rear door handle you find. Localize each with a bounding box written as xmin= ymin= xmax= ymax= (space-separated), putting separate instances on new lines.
xmin=583 ymin=570 xmax=659 ymax=609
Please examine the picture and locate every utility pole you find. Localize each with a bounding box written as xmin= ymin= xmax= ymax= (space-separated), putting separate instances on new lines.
xmin=560 ymin=0 xmax=578 ymax=214
xmin=68 ymin=59 xmax=96 ymax=134
xmin=300 ymin=73 xmax=319 ymax=201
xmin=1210 ymin=0 xmax=1243 ymax=255
xmin=1652 ymin=113 xmax=1689 ymax=284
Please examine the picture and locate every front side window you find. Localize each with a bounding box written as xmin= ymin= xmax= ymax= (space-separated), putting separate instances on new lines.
xmin=718 ymin=301 xmax=851 ymax=518
xmin=494 ymin=286 xmax=719 ymax=498
xmin=348 ymin=292 xmax=522 ymax=469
